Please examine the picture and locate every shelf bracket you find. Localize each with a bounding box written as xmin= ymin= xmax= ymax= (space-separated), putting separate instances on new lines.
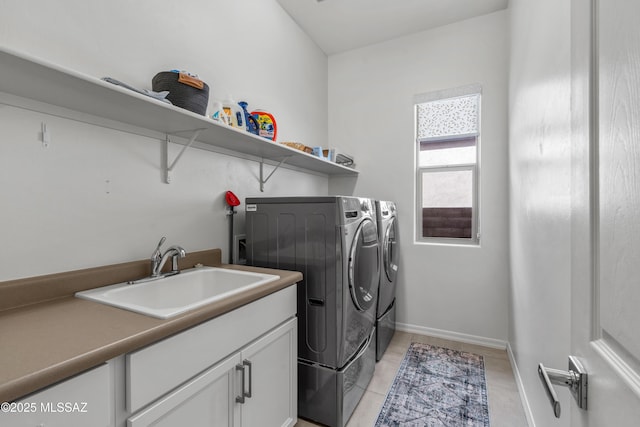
xmin=162 ymin=129 xmax=204 ymax=183
xmin=259 ymin=157 xmax=289 ymax=192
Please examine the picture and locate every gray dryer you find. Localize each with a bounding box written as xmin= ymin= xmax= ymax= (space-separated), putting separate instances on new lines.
xmin=245 ymin=196 xmax=380 ymax=427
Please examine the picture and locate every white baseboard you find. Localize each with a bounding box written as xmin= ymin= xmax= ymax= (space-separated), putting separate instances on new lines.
xmin=395 ymin=322 xmax=508 ymax=349
xmin=506 ymin=342 xmax=535 ymax=427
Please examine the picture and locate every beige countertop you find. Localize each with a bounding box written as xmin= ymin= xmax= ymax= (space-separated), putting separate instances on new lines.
xmin=0 ymin=249 xmax=302 ymax=403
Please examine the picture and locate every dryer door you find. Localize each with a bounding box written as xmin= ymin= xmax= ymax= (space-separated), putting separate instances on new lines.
xmin=383 ymin=217 xmax=398 ymax=283
xmin=348 ymin=217 xmax=380 ymax=311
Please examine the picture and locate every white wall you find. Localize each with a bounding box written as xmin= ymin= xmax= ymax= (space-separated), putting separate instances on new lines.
xmin=0 ymin=0 xmax=329 ymax=281
xmin=328 ymin=11 xmax=510 ymax=342
xmin=508 ymin=0 xmax=573 ymax=425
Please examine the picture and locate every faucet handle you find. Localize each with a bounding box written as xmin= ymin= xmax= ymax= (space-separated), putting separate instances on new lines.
xmin=151 ymin=236 xmax=166 ymax=260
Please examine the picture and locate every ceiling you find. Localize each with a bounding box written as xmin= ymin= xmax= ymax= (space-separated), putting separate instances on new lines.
xmin=276 ymin=0 xmax=509 ymax=55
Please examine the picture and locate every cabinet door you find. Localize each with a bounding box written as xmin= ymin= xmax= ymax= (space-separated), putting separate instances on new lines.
xmin=127 ymin=353 xmax=242 ymax=427
xmin=0 ymin=363 xmax=113 ymax=427
xmin=240 ymin=318 xmax=297 ymax=427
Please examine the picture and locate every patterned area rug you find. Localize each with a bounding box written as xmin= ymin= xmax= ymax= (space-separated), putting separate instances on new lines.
xmin=375 ymin=342 xmax=490 ymax=426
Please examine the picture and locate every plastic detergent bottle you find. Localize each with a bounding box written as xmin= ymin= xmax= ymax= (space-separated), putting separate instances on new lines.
xmin=238 ymin=101 xmax=260 ymax=135
xmin=222 ymin=96 xmax=244 ymax=129
xmin=250 ymin=110 xmax=277 ymax=141
xmin=210 ymin=100 xmax=230 ymax=125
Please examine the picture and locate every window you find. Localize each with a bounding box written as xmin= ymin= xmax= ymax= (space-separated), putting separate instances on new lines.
xmin=414 ymin=85 xmax=481 ymax=244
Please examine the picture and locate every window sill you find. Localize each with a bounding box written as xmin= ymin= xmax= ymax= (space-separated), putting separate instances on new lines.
xmin=413 ymin=238 xmax=480 ymax=248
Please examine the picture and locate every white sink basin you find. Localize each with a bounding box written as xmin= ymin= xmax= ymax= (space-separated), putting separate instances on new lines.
xmin=75 ymin=267 xmax=280 ymax=319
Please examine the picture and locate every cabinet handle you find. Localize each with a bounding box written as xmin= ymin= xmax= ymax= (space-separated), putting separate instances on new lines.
xmin=235 ymin=363 xmax=246 ymax=404
xmin=243 ymin=359 xmax=252 ymax=398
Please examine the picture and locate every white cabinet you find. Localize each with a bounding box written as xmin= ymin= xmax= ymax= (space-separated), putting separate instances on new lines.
xmin=126 ymin=286 xmax=296 ymax=413
xmin=125 ymin=285 xmax=297 ymax=427
xmin=0 ymin=362 xmax=114 ymax=427
xmin=127 ymin=318 xmax=297 ymax=427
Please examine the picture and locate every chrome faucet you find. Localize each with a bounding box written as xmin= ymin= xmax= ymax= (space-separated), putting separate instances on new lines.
xmin=127 ymin=237 xmax=187 ymax=285
xmin=152 ymin=244 xmax=187 ymax=277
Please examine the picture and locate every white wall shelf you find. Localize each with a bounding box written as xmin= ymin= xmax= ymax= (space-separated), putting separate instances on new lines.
xmin=0 ymin=46 xmax=358 ymax=183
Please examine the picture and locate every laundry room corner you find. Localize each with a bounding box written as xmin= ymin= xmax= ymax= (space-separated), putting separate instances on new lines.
xmin=328 ymin=10 xmax=510 ymax=345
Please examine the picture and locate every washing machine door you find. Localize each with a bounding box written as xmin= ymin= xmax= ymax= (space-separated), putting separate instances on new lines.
xmin=383 ymin=217 xmax=398 ymax=283
xmin=348 ymin=217 xmax=380 ymax=311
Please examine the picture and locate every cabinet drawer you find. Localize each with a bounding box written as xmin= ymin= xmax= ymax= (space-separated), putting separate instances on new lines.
xmin=127 ymin=285 xmax=296 ymax=413
xmin=0 ymin=363 xmax=113 ymax=427
xmin=127 ymin=352 xmax=241 ymax=427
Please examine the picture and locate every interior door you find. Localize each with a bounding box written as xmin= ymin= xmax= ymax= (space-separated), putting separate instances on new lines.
xmin=569 ymin=0 xmax=640 ymax=424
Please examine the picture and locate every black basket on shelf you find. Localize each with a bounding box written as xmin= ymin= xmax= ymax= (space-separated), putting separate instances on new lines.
xmin=152 ymin=72 xmax=209 ymax=115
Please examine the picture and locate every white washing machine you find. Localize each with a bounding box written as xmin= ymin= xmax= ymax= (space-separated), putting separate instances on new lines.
xmin=375 ymin=200 xmax=398 ymax=361
xmin=245 ymin=196 xmax=380 ymax=427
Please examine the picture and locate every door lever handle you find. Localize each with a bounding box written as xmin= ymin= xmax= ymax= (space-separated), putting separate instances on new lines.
xmin=538 ymin=356 xmax=588 ymax=418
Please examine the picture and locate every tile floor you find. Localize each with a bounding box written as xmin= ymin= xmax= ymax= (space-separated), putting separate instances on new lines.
xmin=295 ymin=331 xmax=528 ymax=427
